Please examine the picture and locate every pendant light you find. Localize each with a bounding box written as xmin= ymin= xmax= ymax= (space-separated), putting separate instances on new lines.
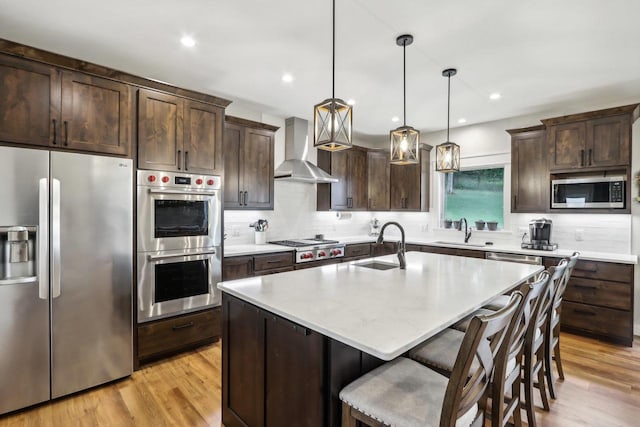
xmin=435 ymin=68 xmax=461 ymax=172
xmin=390 ymin=34 xmax=419 ymax=165
xmin=314 ymin=0 xmax=352 ymax=151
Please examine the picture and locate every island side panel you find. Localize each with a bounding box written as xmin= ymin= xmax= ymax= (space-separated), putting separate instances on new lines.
xmin=222 ymin=293 xmax=327 ymax=427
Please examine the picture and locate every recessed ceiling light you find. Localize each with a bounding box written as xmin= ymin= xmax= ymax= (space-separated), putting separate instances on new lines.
xmin=489 ymin=92 xmax=501 ymax=100
xmin=391 ymin=116 xmax=400 ymax=122
xmin=180 ymin=35 xmax=196 ymax=47
xmin=282 ymin=73 xmax=294 ymax=83
xmin=457 ymin=118 xmax=467 ymax=124
xmin=347 ymin=99 xmax=356 ymax=106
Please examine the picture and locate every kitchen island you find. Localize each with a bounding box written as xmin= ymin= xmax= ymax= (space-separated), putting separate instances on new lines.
xmin=218 ymin=251 xmax=543 ymax=427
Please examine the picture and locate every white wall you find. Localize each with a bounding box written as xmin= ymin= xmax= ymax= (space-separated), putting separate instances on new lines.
xmin=224 ymin=102 xmax=637 ymax=334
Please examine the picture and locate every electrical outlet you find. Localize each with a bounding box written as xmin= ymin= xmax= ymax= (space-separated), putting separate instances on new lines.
xmin=421 ymin=224 xmax=429 ymax=232
xmin=575 ymin=228 xmax=584 ymax=241
xmin=232 ymin=225 xmax=241 ymax=237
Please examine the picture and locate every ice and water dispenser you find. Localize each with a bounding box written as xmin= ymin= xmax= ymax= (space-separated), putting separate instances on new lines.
xmin=0 ymin=226 xmax=37 ymax=283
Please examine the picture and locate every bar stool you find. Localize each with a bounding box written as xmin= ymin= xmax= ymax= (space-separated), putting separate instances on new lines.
xmin=410 ymin=272 xmax=550 ymax=427
xmin=545 ymin=251 xmax=579 ymax=399
xmin=339 ymin=293 xmax=522 ymax=427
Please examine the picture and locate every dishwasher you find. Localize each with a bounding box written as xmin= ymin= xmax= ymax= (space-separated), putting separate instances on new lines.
xmin=485 ymin=252 xmax=543 ymax=265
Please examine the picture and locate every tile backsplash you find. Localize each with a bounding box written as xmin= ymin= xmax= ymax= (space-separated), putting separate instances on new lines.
xmin=224 ymin=181 xmax=632 ymax=254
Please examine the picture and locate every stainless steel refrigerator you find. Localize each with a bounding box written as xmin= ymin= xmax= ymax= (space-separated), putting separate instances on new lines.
xmin=0 ymin=146 xmax=133 ymax=415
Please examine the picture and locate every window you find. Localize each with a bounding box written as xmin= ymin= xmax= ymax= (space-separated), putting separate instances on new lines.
xmin=443 ymin=167 xmax=504 ymax=229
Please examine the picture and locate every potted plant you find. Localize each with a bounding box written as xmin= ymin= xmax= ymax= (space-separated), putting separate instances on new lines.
xmin=486 ymin=221 xmax=498 ymax=231
xmin=443 ymin=219 xmax=453 ymax=229
xmin=452 ymin=220 xmax=461 ymax=230
xmin=475 ymin=220 xmax=486 ymax=230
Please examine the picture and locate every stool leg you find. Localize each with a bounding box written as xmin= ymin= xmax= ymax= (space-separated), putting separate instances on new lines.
xmin=554 ymin=330 xmax=565 ymax=381
xmin=523 ymin=352 xmax=537 ymax=427
xmin=536 ymin=354 xmax=550 ymax=411
xmin=341 ymin=402 xmax=357 ymax=427
xmin=512 ymin=369 xmax=523 ymax=427
xmin=544 ymin=335 xmax=557 ymax=400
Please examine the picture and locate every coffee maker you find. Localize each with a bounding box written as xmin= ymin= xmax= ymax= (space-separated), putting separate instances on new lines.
xmin=521 ymin=218 xmax=558 ymax=251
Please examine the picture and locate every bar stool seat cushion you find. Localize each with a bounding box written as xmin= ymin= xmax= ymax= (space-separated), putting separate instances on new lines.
xmin=339 ymin=357 xmax=477 ymax=427
xmin=451 ymin=309 xmax=496 ymax=332
xmin=410 ymin=328 xmax=517 ymax=376
xmin=484 ymin=294 xmax=511 ymax=311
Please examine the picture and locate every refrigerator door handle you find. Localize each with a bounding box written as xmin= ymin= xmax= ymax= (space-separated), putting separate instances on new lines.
xmin=38 ymin=178 xmax=49 ymax=299
xmin=52 ymin=178 xmax=61 ymax=298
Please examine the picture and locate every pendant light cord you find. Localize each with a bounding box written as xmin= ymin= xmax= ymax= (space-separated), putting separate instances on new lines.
xmin=332 ymin=0 xmax=335 ymax=99
xmin=446 ymin=73 xmax=451 ymax=142
xmin=403 ymin=40 xmax=406 ymax=126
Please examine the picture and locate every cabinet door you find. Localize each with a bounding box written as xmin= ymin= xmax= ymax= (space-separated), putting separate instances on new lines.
xmin=183 ymin=100 xmax=223 ymax=174
xmin=330 ymin=150 xmax=349 ymax=210
xmin=60 ymin=71 xmax=130 ymax=155
xmin=586 ymin=115 xmax=630 ymax=168
xmin=222 ymin=255 xmax=253 ymax=280
xmin=548 ymin=122 xmax=586 ymax=170
xmin=0 ymin=54 xmax=59 ymax=146
xmin=367 ymin=151 xmax=390 ymax=210
xmin=242 ymin=128 xmax=274 ymax=209
xmin=223 ymin=123 xmax=243 ymax=208
xmin=137 ymin=89 xmax=183 ymax=171
xmin=511 ymin=129 xmax=547 ymax=212
xmin=348 ymin=149 xmax=368 ymax=210
xmin=390 ymin=163 xmax=420 ymax=210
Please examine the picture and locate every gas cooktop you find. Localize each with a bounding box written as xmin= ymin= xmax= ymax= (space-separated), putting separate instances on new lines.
xmin=269 ymin=238 xmax=339 ymax=248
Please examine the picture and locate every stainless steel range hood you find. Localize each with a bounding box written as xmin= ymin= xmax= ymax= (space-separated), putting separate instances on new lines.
xmin=274 ymin=117 xmax=338 ymax=183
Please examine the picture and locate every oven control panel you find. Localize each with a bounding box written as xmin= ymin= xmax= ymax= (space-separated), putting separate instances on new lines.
xmin=137 ymin=170 xmax=221 ymax=190
xmin=296 ymin=245 xmax=345 ymax=263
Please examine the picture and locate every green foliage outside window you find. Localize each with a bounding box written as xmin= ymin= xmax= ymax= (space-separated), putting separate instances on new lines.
xmin=443 ymin=168 xmax=504 ymax=228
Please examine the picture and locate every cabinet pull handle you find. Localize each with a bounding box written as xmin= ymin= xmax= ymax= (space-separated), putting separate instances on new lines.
xmin=63 ymin=121 xmax=68 ymax=146
xmin=239 ymin=191 xmax=243 ymax=206
xmin=588 ymin=148 xmax=592 ymax=166
xmin=266 ymin=260 xmax=282 ymax=264
xmin=185 ymin=151 xmax=189 ymax=171
xmin=172 ymin=321 xmax=195 ymax=330
xmin=52 ymin=119 xmax=57 ymax=144
xmin=514 ymin=194 xmax=517 ymax=209
xmin=573 ymin=309 xmax=596 ymax=316
xmin=244 ymin=191 xmax=248 ymax=206
xmin=177 ymin=150 xmax=182 ymax=170
xmin=368 ymin=198 xmax=371 ymax=209
xmin=580 ymin=149 xmax=585 ymax=166
xmin=573 ymin=284 xmax=597 ymax=290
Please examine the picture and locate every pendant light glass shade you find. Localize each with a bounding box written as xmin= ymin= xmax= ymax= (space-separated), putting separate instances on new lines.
xmin=435 ymin=68 xmax=460 ymax=172
xmin=435 ymin=141 xmax=461 ymax=172
xmin=314 ymin=0 xmax=352 ymax=151
xmin=390 ymin=125 xmax=420 ymax=164
xmin=314 ymin=97 xmax=352 ymax=151
xmin=390 ymin=34 xmax=419 ymax=165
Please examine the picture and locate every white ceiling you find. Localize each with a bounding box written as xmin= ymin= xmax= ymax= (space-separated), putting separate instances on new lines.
xmin=1 ymin=0 xmax=640 ymax=137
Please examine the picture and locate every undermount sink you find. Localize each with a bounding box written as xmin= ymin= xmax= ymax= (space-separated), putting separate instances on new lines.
xmin=432 ymin=241 xmax=486 ymax=248
xmin=354 ymin=261 xmax=399 ymax=271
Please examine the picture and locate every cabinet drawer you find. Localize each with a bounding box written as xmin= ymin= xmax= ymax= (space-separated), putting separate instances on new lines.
xmin=138 ymin=308 xmax=221 ymax=360
xmin=561 ymin=301 xmax=631 ymax=340
xmin=259 ymin=266 xmax=294 ymax=275
xmin=457 ymin=249 xmax=485 ymax=259
xmin=564 ymin=277 xmax=631 ymax=310
xmin=345 ymin=243 xmax=371 ymax=258
xmin=253 ymin=252 xmax=293 ymax=272
xmin=223 ymin=255 xmax=253 ymax=280
xmin=568 ymin=260 xmax=632 ymax=283
xmin=371 ymin=242 xmax=397 ymax=256
xmin=422 ymin=246 xmax=458 ymax=256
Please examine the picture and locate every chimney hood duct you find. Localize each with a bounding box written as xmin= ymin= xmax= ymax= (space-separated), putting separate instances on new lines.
xmin=274 ymin=117 xmax=338 ymax=183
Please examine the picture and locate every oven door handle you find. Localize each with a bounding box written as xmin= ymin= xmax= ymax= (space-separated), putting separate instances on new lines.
xmin=147 ymin=250 xmax=216 ymax=261
xmin=148 ymin=188 xmax=217 ymax=196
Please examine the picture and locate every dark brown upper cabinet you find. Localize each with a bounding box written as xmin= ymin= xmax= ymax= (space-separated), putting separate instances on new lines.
xmin=367 ymin=150 xmax=390 ymax=210
xmin=389 ymin=144 xmax=432 ymax=211
xmin=0 ymin=54 xmax=59 ymax=147
xmin=317 ymin=146 xmax=368 ymax=211
xmin=223 ymin=116 xmax=278 ymax=210
xmin=508 ymin=126 xmax=548 ymax=213
xmin=0 ymin=54 xmax=131 ymax=156
xmin=543 ymin=105 xmax=636 ymax=172
xmin=138 ymin=88 xmax=223 ymax=174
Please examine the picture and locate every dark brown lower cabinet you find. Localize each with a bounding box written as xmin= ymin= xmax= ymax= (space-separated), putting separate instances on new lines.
xmin=222 ymin=294 xmax=383 ymax=427
xmin=137 ymin=308 xmax=221 ymax=363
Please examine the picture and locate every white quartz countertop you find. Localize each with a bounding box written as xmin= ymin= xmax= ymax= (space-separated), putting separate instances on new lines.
xmin=218 ymin=252 xmax=543 ymax=360
xmin=223 ymin=235 xmax=637 ymax=264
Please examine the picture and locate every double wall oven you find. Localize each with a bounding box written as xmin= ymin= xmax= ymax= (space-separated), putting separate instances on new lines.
xmin=137 ymin=170 xmax=222 ymax=323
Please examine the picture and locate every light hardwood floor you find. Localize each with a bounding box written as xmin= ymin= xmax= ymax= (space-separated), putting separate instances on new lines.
xmin=1 ymin=333 xmax=638 ymax=426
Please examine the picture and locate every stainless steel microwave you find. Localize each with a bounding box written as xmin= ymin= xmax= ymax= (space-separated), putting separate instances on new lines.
xmin=551 ymin=176 xmax=626 ymax=209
